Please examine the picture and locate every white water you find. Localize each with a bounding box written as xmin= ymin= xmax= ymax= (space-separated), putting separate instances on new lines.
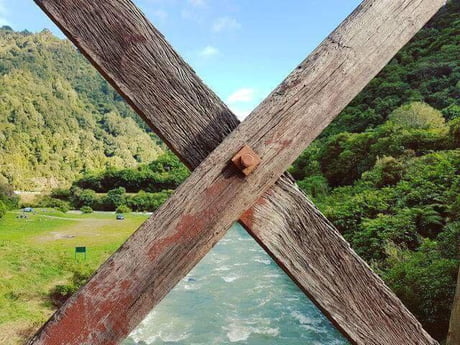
xmin=123 ymin=223 xmax=349 ymax=345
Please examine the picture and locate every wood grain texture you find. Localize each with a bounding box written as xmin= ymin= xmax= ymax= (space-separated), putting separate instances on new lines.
xmin=447 ymin=268 xmax=460 ymax=345
xmin=30 ymin=0 xmax=444 ymax=344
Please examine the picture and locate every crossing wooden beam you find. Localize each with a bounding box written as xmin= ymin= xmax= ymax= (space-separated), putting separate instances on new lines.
xmin=29 ymin=0 xmax=445 ymax=344
xmin=447 ymin=268 xmax=460 ymax=345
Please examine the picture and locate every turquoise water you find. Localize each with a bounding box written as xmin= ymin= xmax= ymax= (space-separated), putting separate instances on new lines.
xmin=123 ymin=224 xmax=349 ymax=345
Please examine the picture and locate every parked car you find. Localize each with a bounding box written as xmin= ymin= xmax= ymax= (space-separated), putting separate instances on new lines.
xmin=116 ymin=214 xmax=125 ymax=220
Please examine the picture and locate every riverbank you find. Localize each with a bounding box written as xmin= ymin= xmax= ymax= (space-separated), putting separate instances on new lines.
xmin=0 ymin=209 xmax=148 ymax=344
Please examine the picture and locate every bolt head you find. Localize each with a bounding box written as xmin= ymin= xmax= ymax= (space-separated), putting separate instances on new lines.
xmin=231 ymin=145 xmax=261 ymax=176
xmin=240 ymin=153 xmax=255 ymax=168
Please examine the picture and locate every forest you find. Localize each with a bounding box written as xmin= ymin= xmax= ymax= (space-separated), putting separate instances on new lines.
xmin=289 ymin=2 xmax=460 ymax=339
xmin=0 ymin=0 xmax=458 ymax=343
xmin=0 ymin=26 xmax=164 ymax=191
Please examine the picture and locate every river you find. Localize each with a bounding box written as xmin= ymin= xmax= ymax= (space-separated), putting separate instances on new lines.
xmin=123 ymin=223 xmax=349 ymax=345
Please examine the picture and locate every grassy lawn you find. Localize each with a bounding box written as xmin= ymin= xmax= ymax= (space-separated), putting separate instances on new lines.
xmin=0 ymin=209 xmax=149 ymax=344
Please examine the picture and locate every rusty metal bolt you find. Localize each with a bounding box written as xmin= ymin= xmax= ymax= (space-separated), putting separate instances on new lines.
xmin=231 ymin=145 xmax=261 ymax=176
xmin=240 ymin=153 xmax=256 ymax=168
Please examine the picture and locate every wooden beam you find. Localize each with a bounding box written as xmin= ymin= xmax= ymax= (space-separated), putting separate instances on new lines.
xmin=447 ymin=267 xmax=460 ymax=345
xmin=30 ymin=0 xmax=444 ymax=344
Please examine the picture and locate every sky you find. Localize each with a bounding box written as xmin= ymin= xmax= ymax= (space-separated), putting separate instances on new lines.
xmin=0 ymin=0 xmax=362 ymax=119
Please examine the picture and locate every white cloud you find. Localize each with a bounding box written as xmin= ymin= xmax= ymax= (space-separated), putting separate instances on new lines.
xmin=227 ymin=88 xmax=255 ymax=104
xmin=212 ymin=16 xmax=241 ymax=33
xmin=227 ymin=88 xmax=257 ymax=120
xmin=199 ymin=45 xmax=219 ymax=57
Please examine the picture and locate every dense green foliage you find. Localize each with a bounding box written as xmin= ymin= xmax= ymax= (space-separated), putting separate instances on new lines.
xmin=73 ymin=152 xmax=189 ymax=193
xmin=0 ymin=183 xmax=19 ymax=219
xmin=0 ymin=27 xmax=164 ymax=191
xmin=289 ymin=2 xmax=459 ymax=340
xmin=49 ymin=267 xmax=92 ymax=308
xmin=322 ymin=1 xmax=459 ymax=137
xmin=35 ymin=153 xmax=184 ymax=212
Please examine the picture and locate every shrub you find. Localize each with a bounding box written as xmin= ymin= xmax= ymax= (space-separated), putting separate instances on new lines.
xmin=388 ymin=102 xmax=446 ymax=129
xmin=297 ymin=175 xmax=329 ymax=198
xmin=362 ymin=156 xmax=404 ymax=187
xmin=437 ymin=222 xmax=460 ymax=260
xmin=49 ymin=284 xmax=75 ymax=308
xmin=115 ymin=205 xmax=131 ymax=214
xmin=449 ymin=117 xmax=460 ymax=147
xmin=442 ymin=104 xmax=460 ymax=120
xmin=70 ymin=187 xmax=98 ymax=208
xmin=80 ymin=206 xmax=93 ymax=214
xmin=126 ymin=190 xmax=172 ymax=212
xmin=57 ymin=203 xmax=70 ymax=213
xmin=49 ymin=267 xmax=92 ymax=307
xmin=50 ymin=188 xmax=71 ymax=201
xmin=73 ymin=153 xmax=189 ymax=193
xmin=383 ymin=241 xmax=458 ymax=340
xmin=354 ymin=212 xmax=419 ymax=262
xmin=0 ymin=183 xmax=19 ymax=209
xmin=0 ymin=200 xmax=6 ymax=219
xmin=97 ymin=187 xmax=126 ymax=211
xmin=36 ymin=196 xmax=71 ymax=213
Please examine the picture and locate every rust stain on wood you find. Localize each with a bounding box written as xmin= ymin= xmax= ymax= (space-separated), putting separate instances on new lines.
xmin=239 ymin=193 xmax=269 ymax=230
xmin=263 ymin=138 xmax=293 ymax=149
xmin=204 ymin=178 xmax=228 ymax=199
xmin=148 ymin=213 xmax=206 ymax=260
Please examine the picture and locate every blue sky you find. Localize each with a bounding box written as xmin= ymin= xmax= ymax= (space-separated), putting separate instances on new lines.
xmin=0 ymin=0 xmax=362 ymax=119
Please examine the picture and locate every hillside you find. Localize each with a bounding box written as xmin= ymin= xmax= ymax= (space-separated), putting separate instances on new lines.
xmin=289 ymin=1 xmax=459 ymax=340
xmin=322 ymin=0 xmax=459 ymax=137
xmin=0 ymin=27 xmax=163 ymax=191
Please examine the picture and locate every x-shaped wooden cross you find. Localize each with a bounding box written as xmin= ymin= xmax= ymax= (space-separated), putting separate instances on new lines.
xmin=28 ymin=0 xmax=445 ymax=344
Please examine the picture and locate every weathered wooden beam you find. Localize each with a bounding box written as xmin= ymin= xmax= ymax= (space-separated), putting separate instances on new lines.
xmin=447 ymin=267 xmax=460 ymax=345
xmin=30 ymin=0 xmax=444 ymax=344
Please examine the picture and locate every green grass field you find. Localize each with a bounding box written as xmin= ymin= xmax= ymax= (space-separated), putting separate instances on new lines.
xmin=0 ymin=209 xmax=149 ymax=344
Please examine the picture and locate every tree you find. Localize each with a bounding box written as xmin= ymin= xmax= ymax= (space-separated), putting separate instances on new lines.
xmin=383 ymin=240 xmax=458 ymax=340
xmin=443 ymin=104 xmax=460 ymax=121
xmin=362 ymin=156 xmax=404 ymax=187
xmin=80 ymin=206 xmax=93 ymax=214
xmin=102 ymin=187 xmax=126 ymax=210
xmin=0 ymin=200 xmax=6 ymax=219
xmin=354 ymin=213 xmax=419 ymax=262
xmin=0 ymin=183 xmax=19 ymax=209
xmin=449 ymin=117 xmax=460 ymax=147
xmin=115 ymin=205 xmax=131 ymax=214
xmin=388 ymin=102 xmax=446 ymax=129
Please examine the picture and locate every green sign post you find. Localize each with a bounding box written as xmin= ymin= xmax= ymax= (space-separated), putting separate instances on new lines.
xmin=75 ymin=246 xmax=87 ymax=260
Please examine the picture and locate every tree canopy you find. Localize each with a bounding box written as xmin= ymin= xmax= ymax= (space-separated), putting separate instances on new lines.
xmin=0 ymin=28 xmax=164 ymax=190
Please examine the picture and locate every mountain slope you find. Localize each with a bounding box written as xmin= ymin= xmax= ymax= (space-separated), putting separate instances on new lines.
xmin=323 ymin=0 xmax=459 ymax=136
xmin=0 ymin=28 xmax=163 ymax=190
xmin=288 ymin=2 xmax=459 ymax=340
